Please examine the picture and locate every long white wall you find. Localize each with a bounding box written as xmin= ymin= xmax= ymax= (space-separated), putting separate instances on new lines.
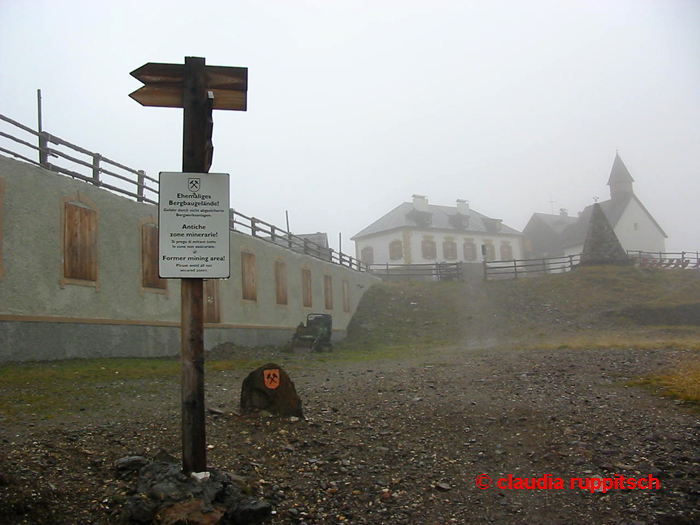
xmin=0 ymin=156 xmax=379 ymax=361
xmin=356 ymin=228 xmax=524 ymax=265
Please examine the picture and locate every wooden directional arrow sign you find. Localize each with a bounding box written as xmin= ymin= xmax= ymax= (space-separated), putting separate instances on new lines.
xmin=129 ymin=62 xmax=248 ymax=111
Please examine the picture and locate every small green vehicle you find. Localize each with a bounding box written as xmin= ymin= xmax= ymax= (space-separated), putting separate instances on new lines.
xmin=285 ymin=313 xmax=333 ymax=352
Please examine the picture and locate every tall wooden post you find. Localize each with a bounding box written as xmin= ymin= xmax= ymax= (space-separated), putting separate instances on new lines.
xmin=180 ymin=56 xmax=210 ymax=474
xmin=130 ymin=55 xmax=246 ymax=475
xmin=37 ymin=89 xmax=48 ymax=167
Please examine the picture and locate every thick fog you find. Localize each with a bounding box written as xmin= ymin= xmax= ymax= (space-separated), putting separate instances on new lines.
xmin=1 ymin=0 xmax=698 ymax=253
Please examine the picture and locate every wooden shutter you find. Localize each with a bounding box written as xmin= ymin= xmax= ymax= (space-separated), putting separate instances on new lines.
xmin=422 ymin=239 xmax=436 ymax=260
xmin=324 ymin=275 xmax=333 ymax=310
xmin=0 ymin=176 xmax=5 ymax=280
xmin=141 ymin=223 xmax=166 ymax=289
xmin=241 ymin=251 xmax=257 ymax=301
xmin=463 ymin=241 xmax=477 ymax=261
xmin=204 ymin=279 xmax=220 ymax=323
xmin=64 ymin=202 xmax=97 ymax=281
xmin=342 ymin=280 xmax=350 ymax=313
xmin=302 ymin=268 xmax=312 ymax=308
xmin=389 ymin=240 xmax=403 ymax=260
xmin=275 ymin=260 xmax=288 ymax=305
xmin=443 ymin=241 xmax=457 ymax=260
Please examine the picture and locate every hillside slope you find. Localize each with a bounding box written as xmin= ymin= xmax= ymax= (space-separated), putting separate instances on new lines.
xmin=346 ymin=266 xmax=700 ymax=349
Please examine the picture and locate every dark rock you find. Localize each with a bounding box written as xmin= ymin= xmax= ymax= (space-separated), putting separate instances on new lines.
xmin=153 ymin=448 xmax=178 ymax=463
xmin=115 ymin=456 xmax=148 ymax=472
xmin=149 ymin=481 xmax=186 ymax=502
xmin=158 ymin=499 xmax=225 ymax=525
xmin=240 ymin=363 xmax=303 ymax=418
xmin=121 ymin=459 xmax=270 ymax=525
xmin=225 ymin=499 xmax=273 ymax=524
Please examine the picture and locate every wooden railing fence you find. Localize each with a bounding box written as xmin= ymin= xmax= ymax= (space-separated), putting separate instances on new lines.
xmin=484 ymin=254 xmax=580 ymax=280
xmin=365 ymin=262 xmax=462 ymax=281
xmin=485 ymin=251 xmax=700 ymax=280
xmin=627 ymin=251 xmax=700 ymax=270
xmin=0 ymin=111 xmax=368 ymax=271
xmin=229 ymin=210 xmax=366 ymax=270
xmin=0 ymin=113 xmax=159 ymax=205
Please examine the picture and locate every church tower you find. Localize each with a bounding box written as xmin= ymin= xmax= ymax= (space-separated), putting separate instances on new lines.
xmin=607 ymin=152 xmax=635 ymax=202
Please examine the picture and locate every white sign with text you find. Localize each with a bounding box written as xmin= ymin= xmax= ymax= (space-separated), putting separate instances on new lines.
xmin=158 ymin=172 xmax=230 ymax=278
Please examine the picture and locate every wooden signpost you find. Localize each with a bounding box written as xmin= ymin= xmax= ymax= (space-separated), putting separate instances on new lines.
xmin=130 ymin=56 xmax=247 ymax=473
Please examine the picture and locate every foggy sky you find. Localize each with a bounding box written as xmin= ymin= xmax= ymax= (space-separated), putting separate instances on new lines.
xmin=1 ymin=0 xmax=698 ymax=254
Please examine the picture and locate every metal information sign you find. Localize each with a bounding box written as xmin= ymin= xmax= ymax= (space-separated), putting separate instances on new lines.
xmin=158 ymin=172 xmax=230 ymax=278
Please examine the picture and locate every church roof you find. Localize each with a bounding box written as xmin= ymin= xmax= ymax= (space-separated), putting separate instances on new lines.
xmin=352 ymin=202 xmax=522 ymax=240
xmin=607 ymin=152 xmax=635 ymax=186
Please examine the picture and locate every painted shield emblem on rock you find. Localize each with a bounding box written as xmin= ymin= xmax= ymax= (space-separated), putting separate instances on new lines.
xmin=264 ymin=369 xmax=280 ymax=389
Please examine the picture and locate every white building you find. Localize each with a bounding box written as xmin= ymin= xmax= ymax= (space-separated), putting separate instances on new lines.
xmin=352 ymin=195 xmax=524 ymax=266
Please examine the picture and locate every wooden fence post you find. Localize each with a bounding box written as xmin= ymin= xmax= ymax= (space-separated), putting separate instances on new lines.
xmin=92 ymin=153 xmax=101 ymax=184
xmin=137 ymin=170 xmax=145 ymax=202
xmin=37 ymin=89 xmax=49 ymax=167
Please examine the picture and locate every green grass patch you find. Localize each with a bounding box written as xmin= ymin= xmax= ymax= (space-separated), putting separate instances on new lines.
xmin=518 ymin=329 xmax=700 ymax=353
xmin=630 ymin=355 xmax=700 ymax=408
xmin=0 ymin=356 xmax=268 ymax=418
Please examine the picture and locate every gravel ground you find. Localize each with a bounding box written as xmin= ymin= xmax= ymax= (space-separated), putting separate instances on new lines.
xmin=2 ymin=275 xmax=699 ymax=524
xmin=1 ymin=344 xmax=699 ymax=525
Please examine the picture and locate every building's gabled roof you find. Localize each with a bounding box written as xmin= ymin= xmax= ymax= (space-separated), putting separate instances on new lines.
xmin=352 ymin=202 xmax=522 ymax=240
xmin=607 ymin=152 xmax=635 ymax=186
xmin=525 ymin=212 xmax=578 ymax=235
xmin=560 ymin=194 xmax=667 ymax=248
xmin=298 ymin=232 xmax=329 ymax=248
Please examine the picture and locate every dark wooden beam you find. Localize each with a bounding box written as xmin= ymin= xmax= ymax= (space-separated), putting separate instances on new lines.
xmin=180 ymin=56 xmax=208 ymax=475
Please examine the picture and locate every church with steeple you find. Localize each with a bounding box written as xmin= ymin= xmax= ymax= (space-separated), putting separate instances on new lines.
xmin=523 ymin=153 xmax=667 ymax=258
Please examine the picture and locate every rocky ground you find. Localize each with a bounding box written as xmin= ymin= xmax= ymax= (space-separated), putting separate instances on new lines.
xmin=1 ymin=272 xmax=699 ymax=524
